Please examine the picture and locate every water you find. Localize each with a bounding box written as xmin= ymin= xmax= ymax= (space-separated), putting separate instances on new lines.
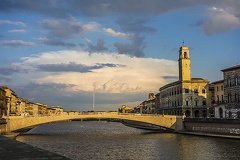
xmin=16 ymin=121 xmax=240 ymax=160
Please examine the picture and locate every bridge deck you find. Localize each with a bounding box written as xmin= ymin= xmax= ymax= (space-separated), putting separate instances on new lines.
xmin=4 ymin=112 xmax=183 ymax=132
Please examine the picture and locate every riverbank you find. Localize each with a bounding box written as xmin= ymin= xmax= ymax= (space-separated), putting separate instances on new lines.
xmin=0 ymin=135 xmax=71 ymax=160
xmin=122 ymin=120 xmax=240 ymax=139
xmin=175 ymin=131 xmax=240 ymax=140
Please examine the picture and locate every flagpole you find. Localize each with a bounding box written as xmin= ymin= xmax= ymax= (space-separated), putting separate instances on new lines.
xmin=93 ymin=88 xmax=95 ymax=111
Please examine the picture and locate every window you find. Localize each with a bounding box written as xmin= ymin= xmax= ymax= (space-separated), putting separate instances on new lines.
xmin=186 ymin=100 xmax=189 ymax=106
xmin=228 ymin=93 xmax=231 ymax=102
xmin=221 ymin=85 xmax=223 ymax=91
xmin=227 ymin=78 xmax=231 ymax=87
xmin=235 ymin=76 xmax=238 ymax=86
xmin=194 ymin=89 xmax=198 ymax=93
xmin=202 ymin=89 xmax=206 ymax=93
xmin=185 ymin=89 xmax=189 ymax=93
xmin=195 ymin=99 xmax=198 ymax=106
xmin=184 ymin=52 xmax=187 ymax=58
xmin=202 ymin=99 xmax=206 ymax=106
xmin=216 ymin=86 xmax=219 ymax=91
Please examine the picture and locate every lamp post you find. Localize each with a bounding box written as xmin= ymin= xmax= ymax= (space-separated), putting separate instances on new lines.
xmin=190 ymin=95 xmax=193 ymax=117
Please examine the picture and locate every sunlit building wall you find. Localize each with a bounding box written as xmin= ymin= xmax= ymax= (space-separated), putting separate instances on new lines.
xmin=221 ymin=65 xmax=240 ymax=118
xmin=158 ymin=45 xmax=211 ymax=117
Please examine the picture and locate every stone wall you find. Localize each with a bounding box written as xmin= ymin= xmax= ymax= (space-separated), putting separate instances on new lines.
xmin=184 ymin=118 xmax=240 ymax=135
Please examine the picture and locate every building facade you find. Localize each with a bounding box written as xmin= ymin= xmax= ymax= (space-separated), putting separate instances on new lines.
xmin=157 ymin=45 xmax=211 ymax=117
xmin=221 ymin=65 xmax=240 ymax=118
xmin=211 ymin=80 xmax=225 ymax=118
xmin=0 ymin=87 xmax=7 ymax=118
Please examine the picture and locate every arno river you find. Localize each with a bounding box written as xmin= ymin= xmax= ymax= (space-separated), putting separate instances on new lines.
xmin=16 ymin=121 xmax=239 ymax=160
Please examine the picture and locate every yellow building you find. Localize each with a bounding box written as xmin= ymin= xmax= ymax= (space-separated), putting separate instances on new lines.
xmin=157 ymin=45 xmax=211 ymax=117
xmin=2 ymin=86 xmax=20 ymax=116
xmin=0 ymin=87 xmax=7 ymax=117
xmin=36 ymin=103 xmax=48 ymax=116
xmin=120 ymin=105 xmax=133 ymax=113
xmin=211 ymin=80 xmax=225 ymax=118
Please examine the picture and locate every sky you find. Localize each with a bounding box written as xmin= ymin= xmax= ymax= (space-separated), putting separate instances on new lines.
xmin=0 ymin=0 xmax=240 ymax=111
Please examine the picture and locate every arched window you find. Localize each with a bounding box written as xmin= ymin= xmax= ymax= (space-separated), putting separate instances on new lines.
xmin=184 ymin=52 xmax=187 ymax=58
xmin=202 ymin=99 xmax=206 ymax=106
xmin=194 ymin=98 xmax=198 ymax=106
xmin=202 ymin=110 xmax=207 ymax=117
xmin=237 ymin=111 xmax=240 ymax=118
xmin=229 ymin=111 xmax=232 ymax=118
xmin=195 ymin=110 xmax=200 ymax=117
xmin=185 ymin=110 xmax=190 ymax=117
xmin=219 ymin=108 xmax=223 ymax=118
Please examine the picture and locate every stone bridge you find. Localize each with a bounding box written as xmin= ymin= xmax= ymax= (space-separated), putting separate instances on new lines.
xmin=4 ymin=112 xmax=184 ymax=132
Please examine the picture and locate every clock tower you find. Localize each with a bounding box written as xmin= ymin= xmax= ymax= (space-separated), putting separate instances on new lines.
xmin=179 ymin=45 xmax=191 ymax=81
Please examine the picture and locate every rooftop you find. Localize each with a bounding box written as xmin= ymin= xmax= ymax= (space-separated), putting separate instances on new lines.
xmin=221 ymin=64 xmax=240 ymax=72
xmin=211 ymin=79 xmax=224 ymax=84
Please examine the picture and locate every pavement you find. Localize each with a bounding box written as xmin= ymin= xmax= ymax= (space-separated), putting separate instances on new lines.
xmin=0 ymin=134 xmax=71 ymax=160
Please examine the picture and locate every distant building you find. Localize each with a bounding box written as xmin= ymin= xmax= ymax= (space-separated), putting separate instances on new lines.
xmin=119 ymin=105 xmax=133 ymax=113
xmin=0 ymin=87 xmax=7 ymax=117
xmin=27 ymin=102 xmax=39 ymax=116
xmin=221 ymin=64 xmax=240 ymax=118
xmin=36 ymin=103 xmax=48 ymax=116
xmin=1 ymin=86 xmax=19 ymax=116
xmin=156 ymin=45 xmax=211 ymax=117
xmin=211 ymin=80 xmax=225 ymax=118
xmin=144 ymin=93 xmax=155 ymax=114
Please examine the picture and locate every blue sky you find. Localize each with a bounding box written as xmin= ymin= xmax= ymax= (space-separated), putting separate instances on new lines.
xmin=0 ymin=0 xmax=239 ymax=111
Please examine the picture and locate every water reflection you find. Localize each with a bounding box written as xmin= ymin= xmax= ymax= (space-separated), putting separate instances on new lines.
xmin=17 ymin=121 xmax=240 ymax=160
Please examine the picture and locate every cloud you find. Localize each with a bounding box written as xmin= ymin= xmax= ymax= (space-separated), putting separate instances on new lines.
xmin=8 ymin=29 xmax=27 ymax=33
xmin=103 ymin=28 xmax=132 ymax=39
xmin=83 ymin=38 xmax=108 ymax=52
xmin=0 ymin=65 xmax=23 ymax=75
xmin=0 ymin=40 xmax=35 ymax=47
xmin=197 ymin=6 xmax=240 ymax=35
xmin=38 ymin=37 xmax=77 ymax=48
xmin=114 ymin=35 xmax=146 ymax=57
xmin=162 ymin=76 xmax=178 ymax=80
xmin=0 ymin=20 xmax=26 ymax=26
xmin=12 ymin=50 xmax=177 ymax=93
xmin=39 ymin=18 xmax=99 ymax=39
xmin=36 ymin=62 xmax=123 ymax=73
xmin=117 ymin=18 xmax=157 ymax=34
xmin=6 ymin=50 xmax=177 ymax=110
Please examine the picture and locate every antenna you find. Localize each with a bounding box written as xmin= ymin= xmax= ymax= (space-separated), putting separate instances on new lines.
xmin=92 ymin=88 xmax=95 ymax=111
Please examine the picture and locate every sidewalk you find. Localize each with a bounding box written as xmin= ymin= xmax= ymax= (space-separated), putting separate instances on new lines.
xmin=0 ymin=135 xmax=70 ymax=160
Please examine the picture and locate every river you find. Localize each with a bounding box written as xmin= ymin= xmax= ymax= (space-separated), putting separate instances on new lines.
xmin=16 ymin=121 xmax=240 ymax=160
